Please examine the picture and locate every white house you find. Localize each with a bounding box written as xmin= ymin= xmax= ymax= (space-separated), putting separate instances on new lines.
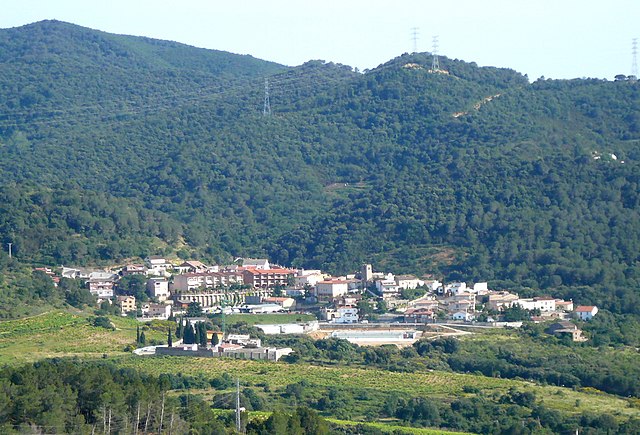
xmin=516 ymin=297 xmax=556 ymax=312
xmin=375 ymin=279 xmax=400 ymax=296
xmin=315 ymin=280 xmax=348 ymax=302
xmin=555 ymin=299 xmax=574 ymax=312
xmin=333 ymin=307 xmax=359 ymax=324
xmin=446 ymin=282 xmax=467 ymax=295
xmin=147 ymin=277 xmax=170 ymax=301
xmin=424 ymin=280 xmax=443 ymax=292
xmin=452 ymin=311 xmax=474 ymax=321
xmin=472 ymin=282 xmax=488 ymax=293
xmin=87 ymin=272 xmax=118 ymax=299
xmin=294 ymin=269 xmax=325 ymax=288
xmin=575 ymin=305 xmax=598 ymax=321
xmin=395 ymin=275 xmax=425 ymax=290
xmin=145 ymin=256 xmax=172 ymax=276
xmin=145 ymin=302 xmax=172 ymax=319
xmin=242 ymin=258 xmax=270 ymax=270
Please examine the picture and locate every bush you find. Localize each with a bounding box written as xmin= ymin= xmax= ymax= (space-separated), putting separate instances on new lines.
xmin=92 ymin=316 xmax=114 ymax=330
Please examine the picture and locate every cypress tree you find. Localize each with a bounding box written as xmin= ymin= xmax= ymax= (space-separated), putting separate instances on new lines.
xmin=199 ymin=323 xmax=208 ymax=347
xmin=136 ymin=325 xmax=140 ymax=343
xmin=176 ymin=317 xmax=183 ymax=339
xmin=139 ymin=331 xmax=146 ymax=346
xmin=211 ymin=331 xmax=219 ymax=346
xmin=168 ymin=327 xmax=173 ymax=347
xmin=183 ymin=320 xmax=195 ymax=344
xmin=194 ymin=322 xmax=201 ymax=345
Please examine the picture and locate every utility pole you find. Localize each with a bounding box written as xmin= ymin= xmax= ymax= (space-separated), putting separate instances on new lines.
xmin=235 ymin=378 xmax=241 ymax=433
xmin=263 ymin=78 xmax=271 ymax=116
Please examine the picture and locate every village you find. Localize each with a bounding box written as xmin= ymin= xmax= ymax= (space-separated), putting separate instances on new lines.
xmin=35 ymin=255 xmax=600 ymax=360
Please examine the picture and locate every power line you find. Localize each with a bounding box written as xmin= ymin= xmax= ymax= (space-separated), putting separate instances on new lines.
xmin=0 ymin=67 xmax=354 ymax=130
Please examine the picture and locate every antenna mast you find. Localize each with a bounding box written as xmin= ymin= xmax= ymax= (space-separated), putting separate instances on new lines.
xmin=263 ymin=78 xmax=271 ymax=116
xmin=431 ymin=35 xmax=440 ymax=71
xmin=411 ymin=27 xmax=419 ymax=54
xmin=632 ymin=38 xmax=638 ymax=78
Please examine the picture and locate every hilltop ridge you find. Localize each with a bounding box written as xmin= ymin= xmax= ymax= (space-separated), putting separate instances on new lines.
xmin=0 ymin=20 xmax=638 ymax=316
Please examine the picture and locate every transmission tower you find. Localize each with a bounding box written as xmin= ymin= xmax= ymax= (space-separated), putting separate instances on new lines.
xmin=632 ymin=38 xmax=638 ymax=78
xmin=411 ymin=27 xmax=419 ymax=54
xmin=431 ymin=35 xmax=440 ymax=71
xmin=263 ymin=78 xmax=271 ymax=116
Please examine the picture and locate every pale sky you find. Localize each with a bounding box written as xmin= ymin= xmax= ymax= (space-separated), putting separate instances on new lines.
xmin=2 ymin=0 xmax=639 ymax=80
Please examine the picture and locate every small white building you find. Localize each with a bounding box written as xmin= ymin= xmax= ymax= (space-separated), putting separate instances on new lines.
xmin=147 ymin=277 xmax=170 ymax=301
xmin=242 ymin=258 xmax=270 ymax=270
xmin=452 ymin=311 xmax=474 ymax=321
xmin=334 ymin=307 xmax=359 ymax=324
xmin=294 ymin=269 xmax=325 ymax=288
xmin=575 ymin=305 xmax=598 ymax=321
xmin=472 ymin=282 xmax=488 ymax=293
xmin=423 ymin=280 xmax=443 ymax=292
xmin=145 ymin=302 xmax=172 ymax=319
xmin=395 ymin=275 xmax=425 ymax=290
xmin=516 ymin=297 xmax=556 ymax=312
xmin=375 ymin=279 xmax=400 ymax=295
xmin=447 ymin=282 xmax=467 ymax=295
xmin=241 ymin=304 xmax=284 ymax=314
xmin=145 ymin=256 xmax=172 ymax=277
xmin=315 ymin=280 xmax=349 ymax=302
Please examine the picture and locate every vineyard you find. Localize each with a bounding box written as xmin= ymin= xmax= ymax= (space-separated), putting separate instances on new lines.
xmin=0 ymin=310 xmax=171 ymax=364
xmin=114 ymin=355 xmax=640 ymax=421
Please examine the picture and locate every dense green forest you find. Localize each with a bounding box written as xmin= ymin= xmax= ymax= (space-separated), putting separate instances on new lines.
xmin=0 ymin=20 xmax=639 ymax=314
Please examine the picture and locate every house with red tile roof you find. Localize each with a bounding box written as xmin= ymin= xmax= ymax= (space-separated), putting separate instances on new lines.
xmin=575 ymin=305 xmax=598 ymax=321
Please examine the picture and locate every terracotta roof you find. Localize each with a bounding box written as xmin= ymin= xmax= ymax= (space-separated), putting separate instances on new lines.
xmin=575 ymin=306 xmax=596 ymax=312
xmin=243 ymin=268 xmax=293 ymax=275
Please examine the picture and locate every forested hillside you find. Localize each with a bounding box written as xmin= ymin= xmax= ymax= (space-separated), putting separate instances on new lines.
xmin=1 ymin=21 xmax=639 ymax=314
